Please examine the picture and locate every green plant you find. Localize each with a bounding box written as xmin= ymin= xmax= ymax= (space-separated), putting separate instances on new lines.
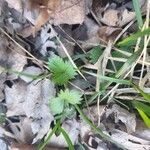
xmin=47 ymin=56 xmax=77 ymax=85
xmin=132 ymin=84 xmax=150 ymax=127
xmin=89 ymin=46 xmax=103 ymax=64
xmin=49 ymin=89 xmax=83 ymax=115
xmin=38 ymin=55 xmax=126 ymax=149
xmin=132 ymin=0 xmax=143 ymax=28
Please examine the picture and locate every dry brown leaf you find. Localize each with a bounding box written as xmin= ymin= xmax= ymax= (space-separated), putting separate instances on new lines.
xmin=119 ymin=9 xmax=135 ymax=27
xmin=98 ymin=26 xmax=121 ymax=43
xmin=105 ymin=104 xmax=136 ymax=133
xmin=23 ymin=79 xmax=55 ymax=143
xmin=53 ymin=0 xmax=85 ymax=25
xmin=5 ymin=0 xmax=85 ymax=32
xmin=101 ymin=9 xmax=119 ymax=26
xmin=33 ymin=0 xmax=61 ymax=31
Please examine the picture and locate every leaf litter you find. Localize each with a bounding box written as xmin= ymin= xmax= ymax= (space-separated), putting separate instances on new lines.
xmin=0 ymin=0 xmax=150 ymax=149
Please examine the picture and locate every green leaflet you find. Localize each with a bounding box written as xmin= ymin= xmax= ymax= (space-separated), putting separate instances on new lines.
xmin=132 ymin=0 xmax=143 ymax=27
xmin=48 ymin=56 xmax=77 ymax=85
xmin=49 ymin=98 xmax=64 ymax=115
xmin=59 ymin=89 xmax=83 ymax=105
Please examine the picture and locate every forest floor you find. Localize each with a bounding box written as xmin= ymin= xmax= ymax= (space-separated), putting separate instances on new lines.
xmin=0 ymin=0 xmax=150 ymax=150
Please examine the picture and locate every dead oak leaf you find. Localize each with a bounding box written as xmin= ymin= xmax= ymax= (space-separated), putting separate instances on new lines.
xmin=53 ymin=0 xmax=85 ymax=25
xmin=34 ymin=0 xmax=85 ymax=30
xmin=31 ymin=0 xmax=61 ymax=31
xmin=101 ymin=9 xmax=119 ymax=27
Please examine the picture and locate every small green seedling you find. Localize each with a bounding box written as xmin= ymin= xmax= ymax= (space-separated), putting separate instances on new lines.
xmin=47 ymin=56 xmax=77 ymax=85
xmin=50 ymin=89 xmax=82 ymax=115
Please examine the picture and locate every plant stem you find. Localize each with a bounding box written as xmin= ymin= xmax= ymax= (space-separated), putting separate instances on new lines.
xmin=75 ymin=105 xmax=127 ymax=150
xmin=38 ymin=121 xmax=60 ymax=150
xmin=59 ymin=127 xmax=75 ymax=150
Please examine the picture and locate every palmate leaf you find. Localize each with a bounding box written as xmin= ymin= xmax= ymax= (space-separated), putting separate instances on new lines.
xmin=48 ymin=56 xmax=77 ymax=85
xmin=59 ymin=89 xmax=83 ymax=105
xmin=49 ymin=98 xmax=64 ymax=115
xmin=49 ymin=89 xmax=82 ymax=115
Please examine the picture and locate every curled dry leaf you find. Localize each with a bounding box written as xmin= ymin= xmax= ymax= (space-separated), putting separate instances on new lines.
xmin=79 ymin=120 xmax=108 ymax=150
xmin=111 ymin=129 xmax=150 ymax=150
xmin=118 ymin=9 xmax=135 ymax=27
xmin=101 ymin=9 xmax=119 ymax=27
xmin=134 ymin=119 xmax=150 ymax=141
xmin=98 ymin=26 xmax=121 ymax=43
xmin=35 ymin=24 xmax=58 ymax=57
xmin=105 ymin=104 xmax=136 ymax=133
xmin=53 ymin=0 xmax=85 ymax=25
xmin=5 ymin=0 xmax=85 ymax=32
xmin=8 ymin=118 xmax=34 ymax=143
xmin=83 ymin=105 xmax=106 ymax=124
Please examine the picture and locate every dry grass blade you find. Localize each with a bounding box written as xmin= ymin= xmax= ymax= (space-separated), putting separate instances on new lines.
xmin=139 ymin=0 xmax=150 ymax=87
xmin=0 ymin=27 xmax=46 ymax=69
xmin=50 ymin=26 xmax=87 ymax=80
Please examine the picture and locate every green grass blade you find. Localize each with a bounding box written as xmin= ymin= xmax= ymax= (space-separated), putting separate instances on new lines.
xmin=38 ymin=121 xmax=60 ymax=150
xmin=137 ymin=108 xmax=150 ymax=128
xmin=132 ymin=101 xmax=150 ymax=117
xmin=84 ymin=71 xmax=130 ymax=85
xmin=116 ymin=49 xmax=142 ymax=78
xmin=60 ymin=127 xmax=75 ymax=150
xmin=132 ymin=0 xmax=143 ymax=27
xmin=1 ymin=67 xmax=41 ymax=79
xmin=132 ymin=83 xmax=150 ymax=102
xmin=89 ymin=46 xmax=103 ymax=64
xmin=117 ymin=28 xmax=150 ymax=46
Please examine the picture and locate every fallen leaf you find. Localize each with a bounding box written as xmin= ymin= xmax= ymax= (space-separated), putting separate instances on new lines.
xmin=5 ymin=0 xmax=85 ymax=31
xmin=134 ymin=119 xmax=150 ymax=141
xmin=5 ymin=80 xmax=27 ymax=117
xmin=98 ymin=26 xmax=121 ymax=43
xmin=105 ymin=104 xmax=136 ymax=133
xmin=0 ymin=138 xmax=8 ymax=150
xmin=5 ymin=77 xmax=56 ymax=143
xmin=8 ymin=118 xmax=34 ymax=143
xmin=111 ymin=129 xmax=150 ymax=150
xmin=7 ymin=46 xmax=27 ymax=80
xmin=101 ymin=9 xmax=119 ymax=26
xmin=53 ymin=0 xmax=85 ymax=25
xmin=119 ymin=9 xmax=135 ymax=27
xmin=23 ymin=79 xmax=55 ymax=143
